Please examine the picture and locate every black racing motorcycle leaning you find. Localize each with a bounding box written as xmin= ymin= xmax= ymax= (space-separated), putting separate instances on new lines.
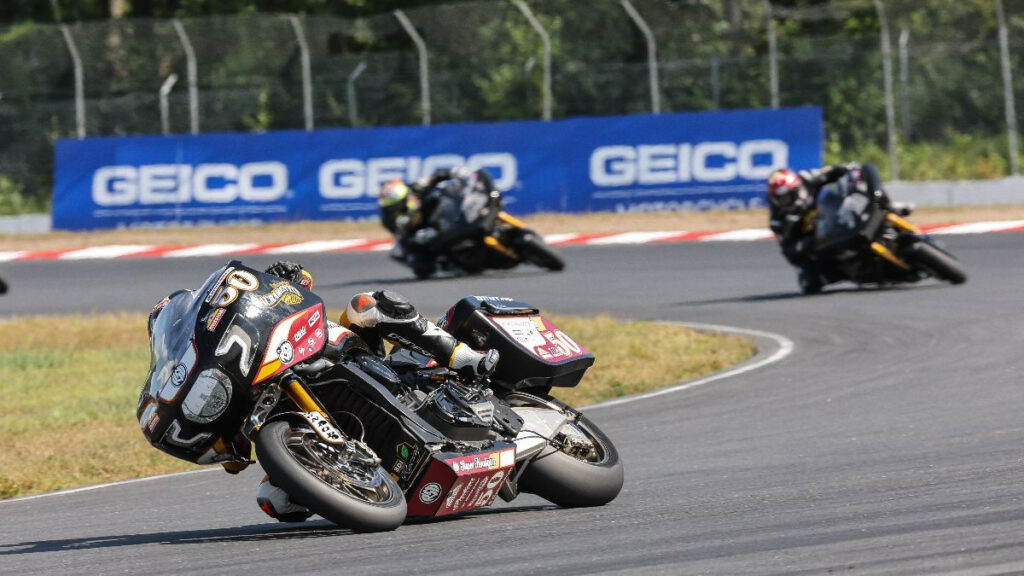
xmin=797 ymin=163 xmax=967 ymax=295
xmin=138 ymin=262 xmax=622 ymax=532
xmin=391 ymin=170 xmax=564 ymax=279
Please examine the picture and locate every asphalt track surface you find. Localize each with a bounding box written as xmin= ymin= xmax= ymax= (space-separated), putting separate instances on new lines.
xmin=2 ymin=233 xmax=1023 ymax=575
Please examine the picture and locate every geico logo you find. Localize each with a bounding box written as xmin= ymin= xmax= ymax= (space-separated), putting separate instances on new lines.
xmin=589 ymin=140 xmax=788 ymax=186
xmin=318 ymin=153 xmax=517 ymax=199
xmin=92 ymin=162 xmax=289 ymax=206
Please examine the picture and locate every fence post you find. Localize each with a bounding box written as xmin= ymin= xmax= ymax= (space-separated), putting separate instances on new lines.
xmin=620 ymin=0 xmax=660 ymax=114
xmin=159 ymin=73 xmax=178 ymax=136
xmin=59 ymin=24 xmax=85 ymax=139
xmin=711 ymin=56 xmax=720 ymax=109
xmin=347 ymin=60 xmax=367 ymax=126
xmin=393 ymin=9 xmax=431 ymax=126
xmin=994 ymin=0 xmax=1020 ymax=175
xmin=765 ymin=0 xmax=779 ymax=109
xmin=873 ymin=0 xmax=899 ymax=181
xmin=512 ymin=0 xmax=552 ymax=120
xmin=172 ymin=19 xmax=199 ymax=135
xmin=898 ymin=27 xmax=910 ymax=142
xmin=289 ymin=15 xmax=314 ymax=132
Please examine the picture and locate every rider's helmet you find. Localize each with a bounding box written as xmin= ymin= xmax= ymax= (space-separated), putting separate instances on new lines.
xmin=379 ymin=179 xmax=411 ymax=212
xmin=767 ymin=169 xmax=809 ymax=212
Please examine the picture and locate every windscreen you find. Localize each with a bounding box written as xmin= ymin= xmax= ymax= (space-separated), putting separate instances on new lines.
xmin=144 ymin=265 xmax=229 ymax=398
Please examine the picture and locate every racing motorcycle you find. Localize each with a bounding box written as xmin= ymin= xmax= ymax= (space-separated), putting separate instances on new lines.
xmin=392 ymin=170 xmax=564 ymax=279
xmin=138 ymin=262 xmax=622 ymax=532
xmin=797 ymin=163 xmax=967 ymax=294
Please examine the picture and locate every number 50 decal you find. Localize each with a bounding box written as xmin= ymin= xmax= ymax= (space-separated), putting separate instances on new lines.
xmin=211 ymin=270 xmax=259 ymax=308
xmin=551 ymin=330 xmax=583 ymax=354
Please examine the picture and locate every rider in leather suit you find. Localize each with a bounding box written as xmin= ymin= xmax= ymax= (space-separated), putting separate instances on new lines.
xmin=379 ymin=167 xmax=497 ymax=277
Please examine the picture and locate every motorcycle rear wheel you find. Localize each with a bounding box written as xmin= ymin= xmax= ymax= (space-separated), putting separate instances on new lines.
xmin=508 ymin=393 xmax=623 ymax=507
xmin=908 ymin=242 xmax=967 ymax=285
xmin=517 ymin=233 xmax=565 ymax=271
xmin=255 ymin=420 xmax=407 ymax=532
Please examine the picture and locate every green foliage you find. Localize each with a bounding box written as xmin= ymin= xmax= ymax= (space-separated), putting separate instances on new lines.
xmin=0 ymin=175 xmax=47 ymax=215
xmin=1 ymin=0 xmax=1024 ymax=215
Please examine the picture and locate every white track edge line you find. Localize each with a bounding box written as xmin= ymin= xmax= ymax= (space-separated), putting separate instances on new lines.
xmin=585 ymin=321 xmax=794 ymax=411
xmin=0 ymin=468 xmax=218 ymax=505
xmin=2 ymin=322 xmax=793 ymax=503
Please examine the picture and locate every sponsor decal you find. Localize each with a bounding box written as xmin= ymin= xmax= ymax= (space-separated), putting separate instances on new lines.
xmin=301 ymin=411 xmax=345 ymax=443
xmin=253 ymin=304 xmax=326 ymax=384
xmin=419 ymin=482 xmax=442 ymax=504
xmin=205 ymin=308 xmax=227 ymax=332
xmin=397 ymin=442 xmax=414 ymax=461
xmin=92 ymin=162 xmax=289 ymax=207
xmin=182 ymin=369 xmax=233 ymax=424
xmin=491 ymin=315 xmax=588 ymax=361
xmin=158 ymin=342 xmax=197 ymax=402
xmin=446 ymin=451 xmax=502 ymax=474
xmin=292 ymin=325 xmax=307 ymax=343
xmin=318 ymin=153 xmax=516 ymax=200
xmin=251 ymin=282 xmax=304 ymax=309
xmin=589 ymin=140 xmax=787 ymax=187
xmin=278 ymin=341 xmax=294 ymax=364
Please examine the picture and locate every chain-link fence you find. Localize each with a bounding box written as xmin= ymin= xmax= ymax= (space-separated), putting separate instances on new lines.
xmin=2 ymin=0 xmax=1024 ymax=210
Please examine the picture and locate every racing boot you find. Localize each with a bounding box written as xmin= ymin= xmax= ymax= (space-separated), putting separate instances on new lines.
xmin=256 ymin=475 xmax=312 ymax=523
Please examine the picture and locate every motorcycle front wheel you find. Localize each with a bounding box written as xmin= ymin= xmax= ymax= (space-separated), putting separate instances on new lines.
xmin=255 ymin=420 xmax=407 ymax=532
xmin=516 ymin=232 xmax=565 ymax=271
xmin=507 ymin=393 xmax=623 ymax=507
xmin=907 ymin=241 xmax=967 ymax=285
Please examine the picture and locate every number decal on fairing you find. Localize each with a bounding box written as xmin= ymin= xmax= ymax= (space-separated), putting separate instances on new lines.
xmin=211 ymin=270 xmax=259 ymax=308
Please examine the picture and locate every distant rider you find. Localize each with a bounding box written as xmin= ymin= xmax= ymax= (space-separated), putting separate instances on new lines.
xmin=767 ymin=163 xmax=914 ymax=290
xmin=145 ymin=260 xmax=499 ymax=522
xmin=379 ymin=167 xmax=498 ymax=277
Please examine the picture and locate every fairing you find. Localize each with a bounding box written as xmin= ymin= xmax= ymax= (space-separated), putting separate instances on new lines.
xmin=138 ymin=261 xmax=327 ymax=464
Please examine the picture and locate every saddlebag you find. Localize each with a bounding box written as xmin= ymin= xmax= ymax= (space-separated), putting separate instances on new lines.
xmin=438 ymin=296 xmax=594 ymax=391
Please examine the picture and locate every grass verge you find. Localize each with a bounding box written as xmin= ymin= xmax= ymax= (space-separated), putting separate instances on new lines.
xmin=0 ymin=311 xmax=755 ymax=500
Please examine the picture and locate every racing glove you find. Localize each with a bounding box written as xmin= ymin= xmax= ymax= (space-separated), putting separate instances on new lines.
xmin=265 ymin=260 xmax=313 ymax=290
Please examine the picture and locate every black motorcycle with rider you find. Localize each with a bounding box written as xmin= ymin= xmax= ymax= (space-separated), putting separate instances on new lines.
xmin=379 ymin=167 xmax=564 ymax=279
xmin=767 ymin=162 xmax=966 ymax=295
xmin=139 ymin=260 xmax=622 ymax=531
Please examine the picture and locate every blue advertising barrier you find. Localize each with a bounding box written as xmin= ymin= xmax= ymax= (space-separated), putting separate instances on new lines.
xmin=52 ymin=107 xmax=822 ymax=230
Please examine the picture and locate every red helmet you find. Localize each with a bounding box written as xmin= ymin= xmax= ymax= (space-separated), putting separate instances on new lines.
xmin=767 ymin=169 xmax=808 ymax=210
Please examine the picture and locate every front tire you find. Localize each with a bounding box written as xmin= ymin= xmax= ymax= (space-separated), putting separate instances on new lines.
xmin=508 ymin=393 xmax=623 ymax=507
xmin=907 ymin=241 xmax=967 ymax=285
xmin=517 ymin=232 xmax=565 ymax=271
xmin=255 ymin=420 xmax=406 ymax=532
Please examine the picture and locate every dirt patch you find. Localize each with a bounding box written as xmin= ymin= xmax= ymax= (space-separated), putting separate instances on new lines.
xmin=3 ymin=206 xmax=1024 ymax=252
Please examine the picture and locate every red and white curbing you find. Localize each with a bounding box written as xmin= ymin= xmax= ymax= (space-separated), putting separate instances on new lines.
xmin=2 ymin=220 xmax=1024 ymax=263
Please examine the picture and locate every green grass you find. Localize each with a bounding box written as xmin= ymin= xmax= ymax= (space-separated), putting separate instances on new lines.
xmin=0 ymin=311 xmax=755 ymax=499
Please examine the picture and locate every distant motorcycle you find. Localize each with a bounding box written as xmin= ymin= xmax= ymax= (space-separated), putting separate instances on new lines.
xmin=392 ymin=171 xmax=564 ymax=279
xmin=139 ymin=262 xmax=622 ymax=532
xmin=798 ymin=163 xmax=967 ymax=294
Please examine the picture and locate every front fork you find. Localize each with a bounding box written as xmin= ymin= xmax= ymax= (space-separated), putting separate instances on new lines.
xmin=483 ymin=212 xmax=527 ymax=259
xmin=870 ymin=212 xmax=924 ymax=270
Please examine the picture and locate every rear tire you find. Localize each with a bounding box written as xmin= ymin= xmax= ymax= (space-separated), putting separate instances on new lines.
xmin=517 ymin=232 xmax=565 ymax=271
xmin=255 ymin=420 xmax=406 ymax=532
xmin=908 ymin=241 xmax=967 ymax=285
xmin=509 ymin=394 xmax=623 ymax=507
